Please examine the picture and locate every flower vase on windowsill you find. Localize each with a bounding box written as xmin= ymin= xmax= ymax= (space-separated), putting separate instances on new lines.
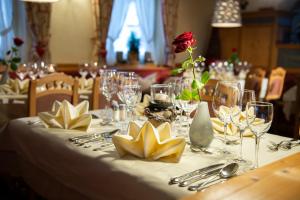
xmin=172 ymin=32 xmax=214 ymax=150
xmin=127 ymin=32 xmax=140 ymax=65
xmin=0 ymin=37 xmax=24 ymax=85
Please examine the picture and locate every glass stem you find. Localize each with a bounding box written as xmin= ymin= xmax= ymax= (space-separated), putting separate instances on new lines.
xmin=239 ymin=129 xmax=244 ymax=160
xmin=254 ymin=135 xmax=260 ymax=168
xmin=223 ymin=123 xmax=228 ymax=144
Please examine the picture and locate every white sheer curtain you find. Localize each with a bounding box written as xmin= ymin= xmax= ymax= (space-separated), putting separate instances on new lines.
xmin=0 ymin=0 xmax=14 ymax=58
xmin=136 ymin=0 xmax=165 ymax=65
xmin=106 ymin=0 xmax=131 ymax=65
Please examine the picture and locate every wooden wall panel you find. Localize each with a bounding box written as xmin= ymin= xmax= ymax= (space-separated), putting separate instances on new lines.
xmin=218 ymin=28 xmax=240 ymax=60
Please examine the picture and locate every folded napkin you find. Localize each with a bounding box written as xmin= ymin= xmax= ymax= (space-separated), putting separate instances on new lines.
xmin=112 ymin=121 xmax=186 ymax=163
xmin=134 ymin=94 xmax=151 ymax=116
xmin=38 ymin=100 xmax=92 ymax=131
xmin=79 ymin=78 xmax=93 ymax=91
xmin=0 ymin=83 xmax=14 ymax=94
xmin=9 ymin=78 xmax=29 ymax=94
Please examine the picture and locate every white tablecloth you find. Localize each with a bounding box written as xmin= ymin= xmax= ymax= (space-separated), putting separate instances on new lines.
xmin=5 ymin=116 xmax=300 ymax=200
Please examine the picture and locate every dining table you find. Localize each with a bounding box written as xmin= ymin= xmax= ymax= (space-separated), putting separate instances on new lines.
xmin=0 ymin=109 xmax=299 ymax=200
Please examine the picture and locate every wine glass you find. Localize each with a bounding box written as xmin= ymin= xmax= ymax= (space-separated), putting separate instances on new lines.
xmin=212 ymin=80 xmax=241 ymax=145
xmin=16 ymin=64 xmax=28 ymax=80
xmin=28 ymin=63 xmax=39 ymax=80
xmin=230 ymin=89 xmax=256 ymax=164
xmin=89 ymin=62 xmax=99 ymax=78
xmin=246 ymin=101 xmax=273 ymax=168
xmin=79 ymin=62 xmax=89 ymax=78
xmin=100 ymin=70 xmax=117 ymax=119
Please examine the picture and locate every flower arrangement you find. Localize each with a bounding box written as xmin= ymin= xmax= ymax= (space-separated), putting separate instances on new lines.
xmin=127 ymin=32 xmax=140 ymax=53
xmin=0 ymin=37 xmax=24 ymax=71
xmin=172 ymin=32 xmax=210 ymax=101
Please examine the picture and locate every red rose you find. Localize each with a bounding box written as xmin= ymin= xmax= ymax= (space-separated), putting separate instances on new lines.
xmin=232 ymin=48 xmax=237 ymax=52
xmin=172 ymin=32 xmax=196 ymax=53
xmin=13 ymin=37 xmax=24 ymax=47
xmin=36 ymin=46 xmax=45 ymax=58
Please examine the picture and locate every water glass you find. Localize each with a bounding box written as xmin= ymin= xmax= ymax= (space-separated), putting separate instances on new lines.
xmin=150 ymin=84 xmax=172 ymax=105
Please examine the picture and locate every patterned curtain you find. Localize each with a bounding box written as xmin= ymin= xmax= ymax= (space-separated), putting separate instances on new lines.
xmin=162 ymin=0 xmax=179 ymax=67
xmin=91 ymin=0 xmax=112 ymax=64
xmin=25 ymin=2 xmax=52 ymax=62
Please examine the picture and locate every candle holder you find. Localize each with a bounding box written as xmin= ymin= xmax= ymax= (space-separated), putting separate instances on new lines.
xmin=150 ymin=84 xmax=172 ymax=107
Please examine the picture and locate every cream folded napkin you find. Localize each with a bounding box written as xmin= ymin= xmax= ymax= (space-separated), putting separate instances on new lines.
xmin=9 ymin=78 xmax=29 ymax=94
xmin=134 ymin=94 xmax=151 ymax=116
xmin=38 ymin=100 xmax=92 ymax=131
xmin=79 ymin=77 xmax=93 ymax=91
xmin=112 ymin=121 xmax=186 ymax=163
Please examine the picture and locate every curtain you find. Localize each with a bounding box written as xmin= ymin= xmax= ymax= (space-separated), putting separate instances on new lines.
xmin=0 ymin=0 xmax=14 ymax=58
xmin=91 ymin=0 xmax=113 ymax=63
xmin=25 ymin=2 xmax=52 ymax=62
xmin=136 ymin=0 xmax=166 ymax=65
xmin=162 ymin=0 xmax=179 ymax=67
xmin=106 ymin=0 xmax=131 ymax=65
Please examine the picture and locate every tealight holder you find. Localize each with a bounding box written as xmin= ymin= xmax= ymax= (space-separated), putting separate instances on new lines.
xmin=150 ymin=84 xmax=172 ymax=106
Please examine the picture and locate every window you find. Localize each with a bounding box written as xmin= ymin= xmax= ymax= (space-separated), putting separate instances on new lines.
xmin=113 ymin=1 xmax=147 ymax=62
xmin=0 ymin=0 xmax=14 ymax=59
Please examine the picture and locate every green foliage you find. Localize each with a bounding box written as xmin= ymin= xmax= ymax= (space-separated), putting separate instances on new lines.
xmin=127 ymin=32 xmax=140 ymax=53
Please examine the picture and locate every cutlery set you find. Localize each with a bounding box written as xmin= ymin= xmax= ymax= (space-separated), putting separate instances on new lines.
xmin=68 ymin=129 xmax=120 ymax=150
xmin=268 ymin=139 xmax=300 ymax=151
xmin=169 ymin=163 xmax=239 ymax=192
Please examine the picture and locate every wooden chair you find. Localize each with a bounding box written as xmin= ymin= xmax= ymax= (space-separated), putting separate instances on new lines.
xmin=28 ymin=73 xmax=79 ymax=116
xmin=244 ymin=68 xmax=266 ymax=99
xmin=200 ymin=79 xmax=219 ymax=117
xmin=92 ymin=77 xmax=101 ymax=110
xmin=294 ymin=76 xmax=300 ymax=139
xmin=265 ymin=67 xmax=286 ymax=101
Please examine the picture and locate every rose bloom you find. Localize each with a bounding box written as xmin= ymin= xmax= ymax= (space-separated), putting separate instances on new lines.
xmin=172 ymin=32 xmax=196 ymax=53
xmin=232 ymin=47 xmax=237 ymax=52
xmin=36 ymin=46 xmax=45 ymax=58
xmin=13 ymin=37 xmax=24 ymax=47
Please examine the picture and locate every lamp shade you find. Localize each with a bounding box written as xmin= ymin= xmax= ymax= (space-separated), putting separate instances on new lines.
xmin=212 ymin=0 xmax=242 ymax=28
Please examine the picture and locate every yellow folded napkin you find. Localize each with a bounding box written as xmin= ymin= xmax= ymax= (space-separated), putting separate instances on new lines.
xmin=134 ymin=94 xmax=151 ymax=116
xmin=0 ymin=83 xmax=14 ymax=94
xmin=79 ymin=78 xmax=93 ymax=91
xmin=112 ymin=121 xmax=186 ymax=163
xmin=9 ymin=79 xmax=29 ymax=94
xmin=38 ymin=100 xmax=92 ymax=131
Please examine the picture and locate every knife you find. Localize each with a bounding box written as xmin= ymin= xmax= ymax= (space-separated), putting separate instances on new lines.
xmin=169 ymin=163 xmax=224 ymax=185
xmin=179 ymin=167 xmax=223 ymax=187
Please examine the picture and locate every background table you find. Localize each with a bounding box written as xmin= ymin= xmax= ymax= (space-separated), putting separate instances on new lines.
xmin=3 ymin=116 xmax=300 ymax=200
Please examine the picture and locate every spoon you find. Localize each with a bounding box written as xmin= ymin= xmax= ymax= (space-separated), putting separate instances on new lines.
xmin=188 ymin=163 xmax=239 ymax=191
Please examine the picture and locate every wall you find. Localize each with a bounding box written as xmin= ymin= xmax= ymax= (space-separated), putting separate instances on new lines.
xmin=50 ymin=0 xmax=94 ymax=63
xmin=245 ymin=0 xmax=298 ymax=11
xmin=175 ymin=0 xmax=216 ymax=63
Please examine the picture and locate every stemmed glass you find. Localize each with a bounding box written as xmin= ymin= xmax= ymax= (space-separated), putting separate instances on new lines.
xmin=100 ymin=70 xmax=117 ymax=119
xmin=230 ymin=89 xmax=256 ymax=164
xmin=89 ymin=62 xmax=99 ymax=78
xmin=16 ymin=64 xmax=28 ymax=80
xmin=28 ymin=63 xmax=39 ymax=80
xmin=79 ymin=63 xmax=89 ymax=78
xmin=246 ymin=101 xmax=273 ymax=168
xmin=212 ymin=80 xmax=241 ymax=145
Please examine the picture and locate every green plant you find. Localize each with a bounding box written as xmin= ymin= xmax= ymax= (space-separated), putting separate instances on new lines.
xmin=127 ymin=32 xmax=140 ymax=53
xmin=172 ymin=32 xmax=210 ymax=101
xmin=0 ymin=37 xmax=24 ymax=71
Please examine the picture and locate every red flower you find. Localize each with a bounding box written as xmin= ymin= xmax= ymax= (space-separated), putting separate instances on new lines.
xmin=13 ymin=37 xmax=24 ymax=47
xmin=35 ymin=46 xmax=45 ymax=58
xmin=172 ymin=32 xmax=196 ymax=53
xmin=232 ymin=48 xmax=237 ymax=52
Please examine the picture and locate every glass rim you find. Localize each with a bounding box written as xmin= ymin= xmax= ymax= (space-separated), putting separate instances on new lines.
xmin=247 ymin=101 xmax=273 ymax=106
xmin=150 ymin=84 xmax=171 ymax=88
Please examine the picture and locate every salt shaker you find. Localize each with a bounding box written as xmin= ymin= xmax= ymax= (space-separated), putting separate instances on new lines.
xmin=112 ymin=104 xmax=120 ymax=122
xmin=119 ymin=104 xmax=127 ymax=121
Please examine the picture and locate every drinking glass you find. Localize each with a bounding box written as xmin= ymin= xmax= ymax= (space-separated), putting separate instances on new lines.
xmin=38 ymin=62 xmax=47 ymax=78
xmin=150 ymin=84 xmax=172 ymax=105
xmin=89 ymin=62 xmax=99 ymax=78
xmin=28 ymin=63 xmax=39 ymax=80
xmin=212 ymin=80 xmax=241 ymax=144
xmin=119 ymin=85 xmax=142 ymax=120
xmin=16 ymin=64 xmax=28 ymax=80
xmin=117 ymin=72 xmax=138 ymax=103
xmin=246 ymin=101 xmax=273 ymax=168
xmin=100 ymin=70 xmax=117 ymax=118
xmin=79 ymin=63 xmax=89 ymax=78
xmin=230 ymin=89 xmax=256 ymax=164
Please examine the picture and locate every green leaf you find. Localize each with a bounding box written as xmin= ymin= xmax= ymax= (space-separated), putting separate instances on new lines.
xmin=12 ymin=47 xmax=18 ymax=52
xmin=191 ymin=79 xmax=203 ymax=90
xmin=10 ymin=63 xmax=18 ymax=71
xmin=181 ymin=59 xmax=192 ymax=69
xmin=191 ymin=89 xmax=200 ymax=101
xmin=179 ymin=89 xmax=193 ymax=100
xmin=12 ymin=57 xmax=21 ymax=63
xmin=200 ymin=71 xmax=210 ymax=85
xmin=171 ymin=68 xmax=184 ymax=75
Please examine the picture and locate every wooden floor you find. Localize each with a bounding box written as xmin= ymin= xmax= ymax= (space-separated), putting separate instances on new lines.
xmin=184 ymin=152 xmax=300 ymax=200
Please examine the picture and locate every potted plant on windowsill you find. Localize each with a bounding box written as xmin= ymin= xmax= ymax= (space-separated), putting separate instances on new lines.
xmin=172 ymin=32 xmax=214 ymax=150
xmin=0 ymin=37 xmax=24 ymax=84
xmin=127 ymin=32 xmax=140 ymax=64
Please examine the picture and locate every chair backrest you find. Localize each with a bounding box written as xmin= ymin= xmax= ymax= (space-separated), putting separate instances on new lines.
xmin=92 ymin=77 xmax=101 ymax=110
xmin=265 ymin=67 xmax=286 ymax=101
xmin=245 ymin=68 xmax=266 ymax=99
xmin=28 ymin=73 xmax=79 ymax=116
xmin=200 ymin=79 xmax=219 ymax=117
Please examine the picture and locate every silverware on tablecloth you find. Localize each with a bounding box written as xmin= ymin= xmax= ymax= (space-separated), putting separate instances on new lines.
xmin=268 ymin=139 xmax=300 ymax=151
xmin=179 ymin=167 xmax=224 ymax=187
xmin=69 ymin=129 xmax=120 ymax=143
xmin=169 ymin=163 xmax=225 ymax=185
xmin=27 ymin=120 xmax=41 ymax=125
xmin=92 ymin=143 xmax=115 ymax=151
xmin=188 ymin=163 xmax=239 ymax=191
